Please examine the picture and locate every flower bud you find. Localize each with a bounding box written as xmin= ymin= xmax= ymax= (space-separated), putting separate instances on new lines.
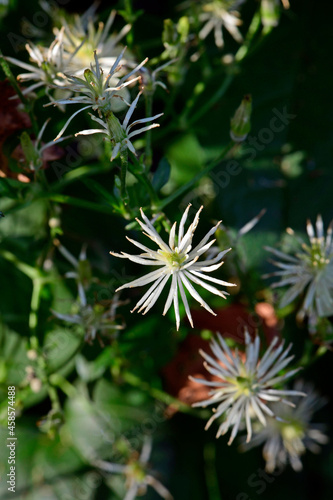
xmin=260 ymin=0 xmax=281 ymax=28
xmin=230 ymin=94 xmax=252 ymax=142
xmin=20 ymin=131 xmax=41 ymax=170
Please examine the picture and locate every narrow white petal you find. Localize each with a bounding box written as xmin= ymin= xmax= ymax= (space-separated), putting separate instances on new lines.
xmin=177 ymin=274 xmax=193 ymax=327
xmin=178 ymin=204 xmax=191 ymax=243
xmin=179 ymin=272 xmax=216 ymax=315
xmin=115 ymin=268 xmax=166 ymax=291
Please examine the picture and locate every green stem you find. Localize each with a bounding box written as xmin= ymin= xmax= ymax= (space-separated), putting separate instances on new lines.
xmin=29 ymin=278 xmax=42 ymax=332
xmin=157 ymin=141 xmax=234 ymax=210
xmin=235 ymin=10 xmax=262 ymax=62
xmin=124 ymin=0 xmax=134 ymax=48
xmin=122 ymin=371 xmax=204 ymax=417
xmin=128 ymin=152 xmax=159 ymax=207
xmin=144 ymin=93 xmax=153 ymax=169
xmin=120 ymin=150 xmax=129 ymax=204
xmin=204 ymin=442 xmax=220 ymax=500
xmin=187 ymin=74 xmax=234 ymax=127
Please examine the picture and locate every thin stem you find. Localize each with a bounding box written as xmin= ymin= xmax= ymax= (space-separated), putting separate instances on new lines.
xmin=124 ymin=0 xmax=134 ymax=48
xmin=204 ymin=442 xmax=220 ymax=500
xmin=29 ymin=278 xmax=42 ymax=331
xmin=120 ymin=150 xmax=129 ymax=204
xmin=128 ymin=151 xmax=160 ymax=207
xmin=235 ymin=9 xmax=262 ymax=62
xmin=144 ymin=92 xmax=153 ymax=169
xmin=122 ymin=371 xmax=204 ymax=417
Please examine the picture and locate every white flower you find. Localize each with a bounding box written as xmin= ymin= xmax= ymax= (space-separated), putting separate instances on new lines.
xmin=198 ymin=0 xmax=245 ymax=48
xmin=50 ymin=50 xmax=147 ymax=140
xmin=190 ymin=331 xmax=305 ymax=444
xmin=6 ymin=28 xmax=73 ymax=95
xmin=51 ymin=7 xmax=132 ymax=76
xmin=265 ymin=215 xmax=333 ymax=322
xmin=75 ymin=91 xmax=163 ymax=161
xmin=110 ymin=205 xmax=235 ymax=330
xmin=93 ymin=436 xmax=173 ymax=500
xmin=51 ymin=243 xmax=124 ymax=342
xmin=242 ymin=380 xmax=329 ymax=472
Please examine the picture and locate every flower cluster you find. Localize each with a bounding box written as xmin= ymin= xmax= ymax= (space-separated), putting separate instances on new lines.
xmin=6 ymin=7 xmax=163 ymax=162
xmin=190 ymin=331 xmax=305 ymax=444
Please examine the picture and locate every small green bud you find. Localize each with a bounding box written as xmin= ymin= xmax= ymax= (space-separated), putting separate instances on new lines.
xmin=261 ymin=0 xmax=281 ymax=28
xmin=230 ymin=94 xmax=252 ymax=142
xmin=84 ymin=68 xmax=96 ymax=85
xmin=20 ymin=131 xmax=41 ymax=170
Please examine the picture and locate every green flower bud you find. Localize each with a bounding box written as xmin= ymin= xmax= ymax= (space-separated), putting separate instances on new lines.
xmin=20 ymin=131 xmax=41 ymax=170
xmin=261 ymin=0 xmax=281 ymax=28
xmin=230 ymin=94 xmax=252 ymax=142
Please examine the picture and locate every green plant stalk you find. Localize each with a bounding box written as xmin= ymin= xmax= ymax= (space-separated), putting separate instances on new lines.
xmin=179 ymin=8 xmax=263 ymax=129
xmin=29 ymin=278 xmax=42 ymax=332
xmin=122 ymin=371 xmax=206 ymax=417
xmin=124 ymin=0 xmax=134 ymax=47
xmin=235 ymin=9 xmax=262 ymax=62
xmin=157 ymin=141 xmax=234 ymax=210
xmin=204 ymin=442 xmax=220 ymax=500
xmin=128 ymin=152 xmax=160 ymax=206
xmin=120 ymin=150 xmax=129 ymax=203
xmin=144 ymin=92 xmax=154 ymax=169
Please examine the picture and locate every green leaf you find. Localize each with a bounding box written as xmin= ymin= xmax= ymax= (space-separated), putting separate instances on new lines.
xmin=152 ymin=157 xmax=171 ymax=191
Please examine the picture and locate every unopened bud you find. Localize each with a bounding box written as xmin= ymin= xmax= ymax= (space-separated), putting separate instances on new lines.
xmin=230 ymin=94 xmax=252 ymax=142
xmin=261 ymin=0 xmax=281 ymax=28
xmin=20 ymin=131 xmax=41 ymax=170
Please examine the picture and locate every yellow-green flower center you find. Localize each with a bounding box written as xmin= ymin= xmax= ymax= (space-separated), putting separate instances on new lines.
xmin=303 ymin=239 xmax=330 ymax=271
xmin=158 ymin=249 xmax=187 ymax=269
xmin=233 ymin=374 xmax=256 ymax=398
xmin=281 ymin=421 xmax=305 ymax=441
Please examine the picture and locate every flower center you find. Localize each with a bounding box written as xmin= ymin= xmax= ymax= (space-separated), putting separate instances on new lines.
xmin=158 ymin=249 xmax=187 ymax=270
xmin=303 ymin=239 xmax=331 ymax=271
xmin=234 ymin=375 xmax=256 ymax=397
xmin=281 ymin=422 xmax=304 ymax=441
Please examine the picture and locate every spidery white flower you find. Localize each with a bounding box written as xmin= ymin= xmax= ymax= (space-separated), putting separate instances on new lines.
xmin=75 ymin=91 xmax=163 ymax=161
xmin=51 ymin=243 xmax=124 ymax=342
xmin=198 ymin=0 xmax=245 ymax=48
xmin=52 ymin=8 xmax=132 ymax=76
xmin=190 ymin=331 xmax=305 ymax=444
xmin=265 ymin=215 xmax=333 ymax=322
xmin=49 ymin=49 xmax=147 ymax=140
xmin=110 ymin=205 xmax=235 ymax=330
xmin=6 ymin=28 xmax=76 ymax=95
xmin=93 ymin=436 xmax=173 ymax=500
xmin=242 ymin=380 xmax=329 ymax=472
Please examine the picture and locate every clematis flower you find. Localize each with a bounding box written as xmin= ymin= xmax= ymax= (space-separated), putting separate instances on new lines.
xmin=93 ymin=436 xmax=173 ymax=500
xmin=242 ymin=380 xmax=328 ymax=472
xmin=75 ymin=91 xmax=162 ymax=161
xmin=49 ymin=50 xmax=148 ymax=140
xmin=190 ymin=331 xmax=305 ymax=444
xmin=265 ymin=215 xmax=333 ymax=323
xmin=110 ymin=205 xmax=235 ymax=330
xmin=6 ymin=28 xmax=75 ymax=95
xmin=198 ymin=0 xmax=245 ymax=48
